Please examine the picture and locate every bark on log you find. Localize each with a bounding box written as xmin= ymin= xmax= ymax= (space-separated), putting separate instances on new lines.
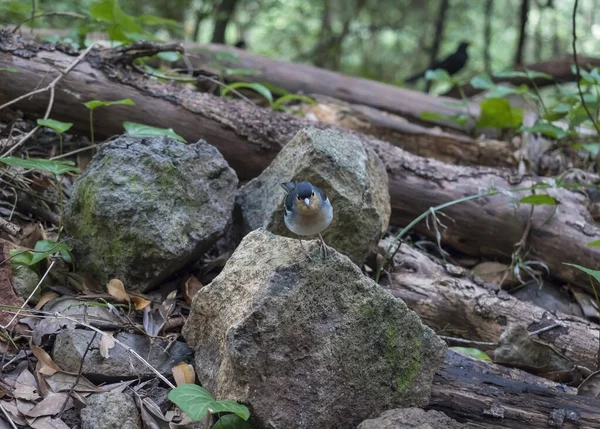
xmin=431 ymin=350 xmax=600 ymax=428
xmin=302 ymin=95 xmax=518 ymax=168
xmin=0 ymin=33 xmax=599 ymax=294
xmin=383 ymin=243 xmax=599 ymax=370
xmin=179 ymin=42 xmax=480 ymax=130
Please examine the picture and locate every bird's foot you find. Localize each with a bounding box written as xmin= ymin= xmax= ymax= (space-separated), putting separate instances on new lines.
xmin=298 ymin=238 xmax=313 ymax=261
xmin=318 ymin=233 xmax=329 ymax=258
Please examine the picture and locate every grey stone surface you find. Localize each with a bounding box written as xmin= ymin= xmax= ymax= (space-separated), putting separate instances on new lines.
xmin=182 ymin=229 xmax=446 ymax=429
xmin=52 ymin=329 xmax=193 ymax=380
xmin=81 ymin=392 xmax=141 ymax=429
xmin=236 ymin=127 xmax=390 ymax=265
xmin=11 ymin=265 xmax=41 ymax=303
xmin=63 ymin=136 xmax=238 ymax=291
xmin=357 ymin=408 xmax=466 ymax=429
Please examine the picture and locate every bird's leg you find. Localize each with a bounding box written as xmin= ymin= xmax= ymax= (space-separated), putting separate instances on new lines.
xmin=297 ymin=237 xmax=312 ymax=261
xmin=318 ymin=233 xmax=329 ymax=258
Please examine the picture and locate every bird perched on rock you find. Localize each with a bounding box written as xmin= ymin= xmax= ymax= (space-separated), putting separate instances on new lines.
xmin=281 ymin=180 xmax=333 ymax=258
xmin=405 ymin=41 xmax=470 ymax=83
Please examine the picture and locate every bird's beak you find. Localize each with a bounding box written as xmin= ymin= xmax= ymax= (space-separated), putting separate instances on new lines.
xmin=304 ymin=198 xmax=311 ymax=207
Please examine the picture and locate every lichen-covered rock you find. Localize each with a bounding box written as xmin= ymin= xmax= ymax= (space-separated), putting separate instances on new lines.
xmin=357 ymin=408 xmax=466 ymax=429
xmin=11 ymin=265 xmax=41 ymax=303
xmin=236 ymin=127 xmax=390 ymax=265
xmin=182 ymin=229 xmax=446 ymax=429
xmin=63 ymin=136 xmax=238 ymax=291
xmin=81 ymin=392 xmax=141 ymax=429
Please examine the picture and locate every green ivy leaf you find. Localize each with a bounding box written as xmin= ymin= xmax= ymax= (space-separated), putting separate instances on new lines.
xmin=470 ymin=74 xmax=495 ymax=90
xmin=221 ymin=82 xmax=273 ymax=105
xmin=156 ymin=51 xmax=180 ymax=62
xmin=424 ymin=69 xmax=453 ymax=86
xmin=476 ymin=98 xmax=523 ymax=129
xmin=168 ymin=385 xmax=250 ymax=422
xmin=30 ymin=240 xmax=73 ymax=265
xmin=450 ymin=347 xmax=492 ymax=362
xmin=587 ymin=240 xmax=600 ymax=247
xmin=0 ymin=157 xmax=80 ymax=175
xmin=273 ymin=94 xmax=316 ymax=111
xmin=37 ymin=119 xmax=73 ymax=134
xmin=564 ymin=263 xmax=600 ymax=284
xmin=212 ymin=414 xmax=252 ymax=429
xmin=9 ymin=249 xmax=34 ymax=266
xmin=90 ymin=0 xmax=145 ymax=42
xmin=84 ymin=98 xmax=135 ymax=111
xmin=520 ymin=123 xmax=569 ymax=139
xmin=123 ymin=121 xmax=186 ymax=142
xmin=519 ymin=194 xmax=558 ymax=205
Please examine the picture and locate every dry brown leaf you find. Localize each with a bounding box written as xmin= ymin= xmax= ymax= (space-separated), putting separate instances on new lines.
xmin=100 ymin=380 xmax=135 ymax=393
xmin=44 ymin=371 xmax=99 ymax=394
xmin=130 ymin=295 xmax=152 ymax=311
xmin=98 ymin=333 xmax=116 ymax=359
xmin=0 ymin=241 xmax=25 ymax=326
xmin=106 ymin=279 xmax=129 ymax=302
xmin=35 ymin=292 xmax=60 ymax=310
xmin=29 ymin=416 xmax=70 ymax=429
xmin=172 ymin=363 xmax=195 ymax=386
xmin=184 ymin=276 xmax=203 ymax=305
xmin=1 ymin=400 xmax=28 ymax=425
xmin=15 ymin=399 xmax=35 ymax=416
xmin=24 ymin=393 xmax=71 ymax=418
xmin=31 ymin=345 xmax=60 ymax=376
xmin=13 ymin=369 xmax=40 ymax=401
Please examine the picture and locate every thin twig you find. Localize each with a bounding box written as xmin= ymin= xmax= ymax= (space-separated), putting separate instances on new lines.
xmin=57 ymin=331 xmax=98 ymax=418
xmin=440 ymin=336 xmax=497 ymax=348
xmin=572 ymin=0 xmax=600 ymax=134
xmin=0 ymin=402 xmax=18 ymax=429
xmin=529 ymin=323 xmax=561 ymax=337
xmin=12 ymin=12 xmax=87 ymax=33
xmin=0 ymin=260 xmax=55 ymax=329
xmin=0 ymin=43 xmax=96 ymax=157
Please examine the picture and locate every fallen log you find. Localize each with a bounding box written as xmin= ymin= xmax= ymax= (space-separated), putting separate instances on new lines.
xmin=179 ymin=42 xmax=479 ymax=130
xmin=382 ymin=243 xmax=599 ymax=370
xmin=445 ymin=55 xmax=600 ymax=98
xmin=0 ymin=33 xmax=599 ymax=293
xmin=431 ymin=350 xmax=600 ymax=428
xmin=301 ymin=95 xmax=518 ymax=168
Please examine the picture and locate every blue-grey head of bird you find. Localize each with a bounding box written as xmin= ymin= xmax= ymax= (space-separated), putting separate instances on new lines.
xmin=281 ymin=181 xmax=323 ymax=215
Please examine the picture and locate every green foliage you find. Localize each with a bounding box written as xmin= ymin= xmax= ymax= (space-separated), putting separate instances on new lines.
xmin=10 ymin=240 xmax=73 ymax=267
xmin=168 ymin=385 xmax=250 ymax=423
xmin=123 ymin=121 xmax=186 ymax=142
xmin=519 ymin=194 xmax=558 ymax=206
xmin=520 ymin=123 xmax=570 ymax=140
xmin=84 ymin=98 xmax=135 ymax=111
xmin=272 ymin=94 xmax=316 ymax=111
xmin=0 ymin=157 xmax=79 ymax=175
xmin=587 ymin=240 xmax=600 ymax=247
xmin=420 ymin=111 xmax=469 ymax=127
xmin=222 ymin=82 xmax=274 ymax=105
xmin=212 ymin=414 xmax=252 ymax=429
xmin=476 ymin=98 xmax=523 ymax=129
xmin=0 ymin=67 xmax=19 ymax=72
xmin=564 ymin=263 xmax=600 ymax=284
xmin=37 ymin=119 xmax=73 ymax=134
xmin=90 ymin=0 xmax=146 ymax=42
xmin=493 ymin=70 xmax=552 ymax=80
xmin=573 ymin=143 xmax=600 ymax=156
xmin=450 ymin=347 xmax=492 ymax=362
xmin=156 ymin=51 xmax=180 ymax=62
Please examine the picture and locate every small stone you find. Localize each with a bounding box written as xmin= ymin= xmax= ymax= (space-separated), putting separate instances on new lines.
xmin=236 ymin=127 xmax=391 ymax=265
xmin=11 ymin=265 xmax=41 ymax=303
xmin=80 ymin=392 xmax=141 ymax=429
xmin=183 ymin=229 xmax=446 ymax=429
xmin=52 ymin=329 xmax=193 ymax=380
xmin=63 ymin=136 xmax=238 ymax=291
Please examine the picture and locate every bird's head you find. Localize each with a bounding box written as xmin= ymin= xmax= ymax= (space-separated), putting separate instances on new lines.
xmin=293 ymin=181 xmax=321 ymax=213
xmin=458 ymin=41 xmax=471 ymax=51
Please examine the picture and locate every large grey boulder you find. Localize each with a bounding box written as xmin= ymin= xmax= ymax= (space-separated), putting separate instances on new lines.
xmin=236 ymin=128 xmax=390 ymax=265
xmin=52 ymin=329 xmax=193 ymax=380
xmin=182 ymin=229 xmax=446 ymax=429
xmin=357 ymin=408 xmax=465 ymax=429
xmin=81 ymin=392 xmax=141 ymax=429
xmin=63 ymin=136 xmax=238 ymax=291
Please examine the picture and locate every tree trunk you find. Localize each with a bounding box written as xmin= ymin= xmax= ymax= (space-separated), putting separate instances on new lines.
xmin=211 ymin=0 xmax=239 ymax=44
xmin=382 ymin=243 xmax=599 ymax=370
xmin=431 ymin=350 xmax=600 ymax=428
xmin=514 ymin=0 xmax=530 ymax=66
xmin=1 ymin=33 xmax=599 ymax=293
xmin=426 ymin=0 xmax=450 ymax=92
xmin=484 ymin=0 xmax=494 ymax=73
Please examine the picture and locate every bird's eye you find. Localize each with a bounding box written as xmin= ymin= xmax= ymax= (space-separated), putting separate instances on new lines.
xmin=311 ymin=191 xmax=315 ymax=197
xmin=296 ymin=195 xmax=301 ymax=200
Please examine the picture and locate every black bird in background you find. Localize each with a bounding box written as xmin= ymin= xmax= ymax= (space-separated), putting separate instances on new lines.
xmin=405 ymin=41 xmax=470 ymax=83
